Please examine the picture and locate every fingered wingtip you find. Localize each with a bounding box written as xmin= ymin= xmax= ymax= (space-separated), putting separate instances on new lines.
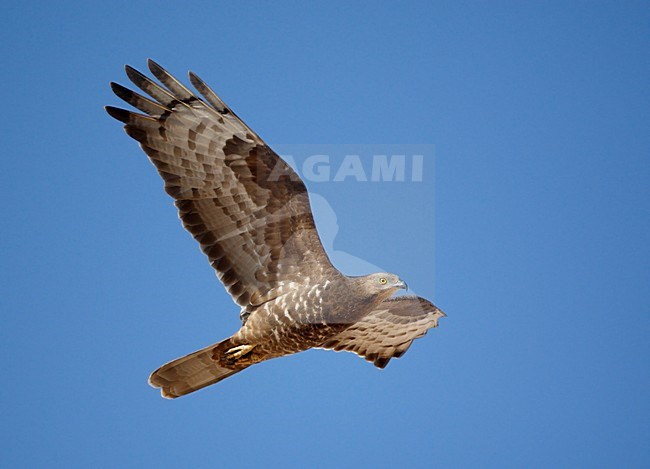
xmin=109 ymin=81 xmax=126 ymax=96
xmin=105 ymin=105 xmax=130 ymax=123
xmin=147 ymin=58 xmax=165 ymax=75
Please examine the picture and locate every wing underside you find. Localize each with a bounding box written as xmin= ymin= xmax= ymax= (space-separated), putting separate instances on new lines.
xmin=106 ymin=60 xmax=335 ymax=309
xmin=321 ymin=296 xmax=445 ymax=368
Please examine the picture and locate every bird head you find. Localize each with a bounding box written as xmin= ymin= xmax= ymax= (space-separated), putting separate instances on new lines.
xmin=363 ymin=272 xmax=408 ymax=299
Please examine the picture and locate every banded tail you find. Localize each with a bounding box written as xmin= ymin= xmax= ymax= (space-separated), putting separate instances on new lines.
xmin=149 ymin=338 xmax=248 ymax=399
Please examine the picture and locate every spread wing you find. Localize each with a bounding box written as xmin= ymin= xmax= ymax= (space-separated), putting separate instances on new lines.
xmin=106 ymin=60 xmax=335 ymax=307
xmin=320 ymin=296 xmax=445 ymax=368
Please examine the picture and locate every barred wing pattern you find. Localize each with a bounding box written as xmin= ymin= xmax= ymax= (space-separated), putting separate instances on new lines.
xmin=106 ymin=60 xmax=335 ymax=307
xmin=321 ymin=296 xmax=446 ymax=368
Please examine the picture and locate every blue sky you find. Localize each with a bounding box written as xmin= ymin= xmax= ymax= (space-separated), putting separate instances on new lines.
xmin=1 ymin=1 xmax=649 ymax=467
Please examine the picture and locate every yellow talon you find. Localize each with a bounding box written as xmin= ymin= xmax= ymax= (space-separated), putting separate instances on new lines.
xmin=224 ymin=344 xmax=255 ymax=361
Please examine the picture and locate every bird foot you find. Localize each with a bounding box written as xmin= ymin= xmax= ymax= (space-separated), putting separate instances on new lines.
xmin=222 ymin=344 xmax=255 ymax=365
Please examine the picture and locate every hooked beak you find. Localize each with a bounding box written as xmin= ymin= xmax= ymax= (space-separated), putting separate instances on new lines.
xmin=396 ymin=279 xmax=408 ymax=291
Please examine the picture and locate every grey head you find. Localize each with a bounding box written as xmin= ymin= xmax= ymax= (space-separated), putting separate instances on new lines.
xmin=351 ymin=272 xmax=408 ymax=301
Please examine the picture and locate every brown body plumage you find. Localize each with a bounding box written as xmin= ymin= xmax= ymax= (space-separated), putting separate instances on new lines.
xmin=106 ymin=60 xmax=445 ymax=398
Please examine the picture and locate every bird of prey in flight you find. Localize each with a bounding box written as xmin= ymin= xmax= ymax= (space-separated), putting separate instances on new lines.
xmin=106 ymin=60 xmax=445 ymax=398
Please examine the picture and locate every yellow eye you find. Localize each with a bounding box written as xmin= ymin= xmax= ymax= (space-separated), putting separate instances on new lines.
xmin=379 ymin=277 xmax=387 ymax=285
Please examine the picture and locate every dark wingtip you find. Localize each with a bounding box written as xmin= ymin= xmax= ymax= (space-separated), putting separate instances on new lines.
xmin=125 ymin=64 xmax=147 ymax=86
xmin=374 ymin=357 xmax=391 ymax=369
xmin=187 ymin=71 xmax=198 ymax=89
xmin=105 ymin=105 xmax=131 ymax=123
xmin=109 ymin=82 xmax=131 ymax=100
xmin=188 ymin=70 xmax=201 ymax=84
xmin=147 ymin=58 xmax=164 ymax=76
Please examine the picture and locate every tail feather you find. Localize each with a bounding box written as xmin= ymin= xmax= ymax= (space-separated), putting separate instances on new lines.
xmin=148 ymin=339 xmax=247 ymax=398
